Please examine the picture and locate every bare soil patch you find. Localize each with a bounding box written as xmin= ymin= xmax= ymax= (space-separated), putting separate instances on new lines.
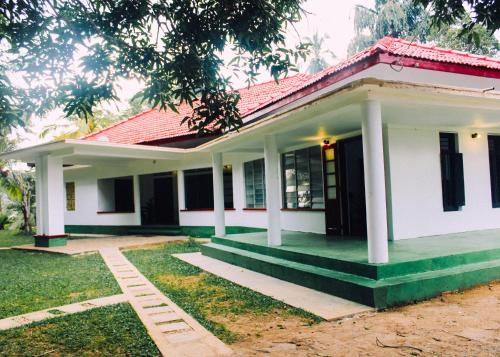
xmin=231 ymin=282 xmax=500 ymax=356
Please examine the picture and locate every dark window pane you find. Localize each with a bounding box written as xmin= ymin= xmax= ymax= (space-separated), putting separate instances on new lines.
xmin=439 ymin=133 xmax=464 ymax=211
xmin=114 ymin=177 xmax=134 ymax=212
xmin=184 ymin=167 xmax=234 ymax=209
xmin=488 ymin=135 xmax=500 ymax=207
xmin=184 ymin=168 xmax=214 ymax=209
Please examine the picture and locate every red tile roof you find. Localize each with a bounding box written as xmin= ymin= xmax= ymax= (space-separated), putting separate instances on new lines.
xmin=84 ymin=36 xmax=500 ymax=145
xmin=83 ymin=74 xmax=311 ymax=145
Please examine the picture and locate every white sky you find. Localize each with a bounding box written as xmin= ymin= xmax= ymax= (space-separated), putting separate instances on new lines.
xmin=12 ymin=0 xmax=374 ymax=147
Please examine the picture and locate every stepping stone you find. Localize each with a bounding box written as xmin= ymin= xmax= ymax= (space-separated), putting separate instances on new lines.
xmin=133 ymin=290 xmax=155 ymax=297
xmin=151 ymin=312 xmax=180 ymax=324
xmin=129 ymin=285 xmax=150 ymax=291
xmin=166 ymin=331 xmax=200 ymax=344
xmin=0 ymin=319 xmax=20 ymax=330
xmin=138 ymin=299 xmax=165 ymax=308
xmin=158 ymin=321 xmax=191 ymax=333
xmin=29 ymin=311 xmax=55 ymax=321
xmin=144 ymin=306 xmax=173 ymax=315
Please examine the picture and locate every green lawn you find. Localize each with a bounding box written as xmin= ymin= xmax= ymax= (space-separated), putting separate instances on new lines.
xmin=0 ymin=250 xmax=120 ymax=319
xmin=0 ymin=303 xmax=159 ymax=357
xmin=124 ymin=241 xmax=320 ymax=343
xmin=0 ymin=230 xmax=34 ymax=247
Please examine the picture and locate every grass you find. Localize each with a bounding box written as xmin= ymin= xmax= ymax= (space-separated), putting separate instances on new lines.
xmin=0 ymin=303 xmax=159 ymax=357
xmin=124 ymin=241 xmax=321 ymax=343
xmin=0 ymin=230 xmax=34 ymax=247
xmin=0 ymin=250 xmax=120 ymax=319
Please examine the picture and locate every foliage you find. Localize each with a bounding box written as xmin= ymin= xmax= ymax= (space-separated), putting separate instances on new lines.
xmin=349 ymin=0 xmax=498 ymax=56
xmin=0 ymin=165 xmax=35 ymax=233
xmin=303 ymin=32 xmax=337 ymax=74
xmin=0 ymin=212 xmax=10 ymax=230
xmin=428 ymin=16 xmax=499 ymax=56
xmin=0 ymin=0 xmax=309 ymax=135
xmin=414 ymin=0 xmax=500 ymax=39
xmin=349 ymin=0 xmax=430 ymax=55
xmin=0 ymin=249 xmax=120 ymax=318
xmin=0 ymin=303 xmax=159 ymax=357
xmin=124 ymin=241 xmax=320 ymax=343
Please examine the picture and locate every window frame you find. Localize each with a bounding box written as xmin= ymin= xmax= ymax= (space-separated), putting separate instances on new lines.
xmin=97 ymin=176 xmax=135 ymax=214
xmin=244 ymin=158 xmax=266 ymax=209
xmin=281 ymin=146 xmax=324 ymax=210
xmin=439 ymin=132 xmax=465 ymax=212
xmin=183 ymin=167 xmax=234 ymax=210
xmin=65 ymin=182 xmax=75 ymax=211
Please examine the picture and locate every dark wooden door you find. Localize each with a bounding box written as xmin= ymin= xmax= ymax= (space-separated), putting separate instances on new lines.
xmin=323 ymin=143 xmax=341 ymax=236
xmin=338 ymin=136 xmax=367 ymax=237
xmin=153 ymin=177 xmax=171 ymax=224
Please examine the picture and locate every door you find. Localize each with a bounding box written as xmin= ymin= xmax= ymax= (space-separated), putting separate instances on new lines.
xmin=140 ymin=172 xmax=179 ymax=225
xmin=323 ymin=143 xmax=341 ymax=235
xmin=339 ymin=136 xmax=366 ymax=237
xmin=324 ymin=136 xmax=367 ymax=238
xmin=153 ymin=176 xmax=175 ymax=224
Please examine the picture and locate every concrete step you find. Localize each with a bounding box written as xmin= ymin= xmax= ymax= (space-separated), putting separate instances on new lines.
xmin=201 ymin=242 xmax=500 ymax=309
xmin=211 ymin=236 xmax=500 ymax=279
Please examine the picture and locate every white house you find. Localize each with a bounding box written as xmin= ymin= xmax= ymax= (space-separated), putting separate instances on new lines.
xmin=3 ymin=37 xmax=500 ymax=308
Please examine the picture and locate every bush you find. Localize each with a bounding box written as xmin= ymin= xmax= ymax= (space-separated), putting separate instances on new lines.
xmin=0 ymin=212 xmax=10 ymax=230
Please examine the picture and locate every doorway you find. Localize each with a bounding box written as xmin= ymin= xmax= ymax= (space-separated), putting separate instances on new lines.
xmin=139 ymin=172 xmax=179 ymax=225
xmin=323 ymin=136 xmax=367 ymax=238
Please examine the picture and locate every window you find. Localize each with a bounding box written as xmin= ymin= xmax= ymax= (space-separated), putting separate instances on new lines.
xmin=65 ymin=182 xmax=75 ymax=211
xmin=282 ymin=146 xmax=324 ymax=209
xmin=184 ymin=167 xmax=234 ymax=209
xmin=244 ymin=159 xmax=266 ymax=208
xmin=97 ymin=176 xmax=134 ymax=213
xmin=439 ymin=133 xmax=465 ymax=211
xmin=488 ymin=135 xmax=500 ymax=207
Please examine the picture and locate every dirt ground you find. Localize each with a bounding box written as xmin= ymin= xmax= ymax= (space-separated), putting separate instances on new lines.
xmin=229 ymin=282 xmax=500 ymax=356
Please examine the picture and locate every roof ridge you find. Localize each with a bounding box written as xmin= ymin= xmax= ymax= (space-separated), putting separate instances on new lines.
xmin=83 ymin=108 xmax=157 ymax=140
xmin=386 ymin=36 xmax=500 ymax=64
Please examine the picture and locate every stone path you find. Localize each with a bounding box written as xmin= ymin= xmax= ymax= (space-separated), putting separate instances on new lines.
xmin=174 ymin=252 xmax=372 ymax=321
xmin=99 ymin=247 xmax=232 ymax=357
xmin=14 ymin=236 xmax=187 ymax=255
xmin=0 ymin=294 xmax=127 ymax=331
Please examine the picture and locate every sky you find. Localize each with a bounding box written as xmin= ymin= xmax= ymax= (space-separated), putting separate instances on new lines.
xmin=12 ymin=0 xmax=373 ymax=147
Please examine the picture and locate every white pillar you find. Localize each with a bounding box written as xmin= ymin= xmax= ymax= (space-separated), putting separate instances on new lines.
xmin=37 ymin=155 xmax=65 ymax=236
xmin=35 ymin=157 xmax=44 ymax=236
xmin=177 ymin=170 xmax=185 ymax=211
xmin=212 ymin=152 xmax=226 ymax=236
xmin=133 ymin=175 xmax=141 ymax=225
xmin=361 ymin=100 xmax=389 ymax=263
xmin=264 ymin=135 xmax=282 ymax=246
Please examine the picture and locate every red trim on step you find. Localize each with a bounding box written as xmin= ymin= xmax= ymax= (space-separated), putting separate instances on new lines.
xmin=33 ymin=234 xmax=68 ymax=239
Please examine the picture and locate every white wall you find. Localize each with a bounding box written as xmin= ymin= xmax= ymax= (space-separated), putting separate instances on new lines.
xmin=386 ymin=126 xmax=500 ymax=240
xmin=64 ymin=151 xmax=326 ymax=233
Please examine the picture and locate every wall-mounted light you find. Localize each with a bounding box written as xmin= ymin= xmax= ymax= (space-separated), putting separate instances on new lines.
xmin=322 ymin=139 xmax=330 ymax=146
xmin=471 ymin=133 xmax=482 ymax=139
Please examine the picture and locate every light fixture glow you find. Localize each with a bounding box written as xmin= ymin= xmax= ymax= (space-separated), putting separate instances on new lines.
xmin=471 ymin=133 xmax=482 ymax=139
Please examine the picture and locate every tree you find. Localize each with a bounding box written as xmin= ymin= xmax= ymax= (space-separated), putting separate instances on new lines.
xmin=303 ymin=32 xmax=337 ymax=74
xmin=0 ymin=165 xmax=35 ymax=233
xmin=0 ymin=0 xmax=309 ymax=135
xmin=349 ymin=0 xmax=430 ymax=55
xmin=414 ymin=0 xmax=500 ymax=39
xmin=349 ymin=0 xmax=499 ymax=56
xmin=428 ymin=15 xmax=499 ymax=56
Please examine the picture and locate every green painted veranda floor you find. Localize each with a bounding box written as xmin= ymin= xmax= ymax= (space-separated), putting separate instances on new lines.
xmin=219 ymin=229 xmax=500 ymax=265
